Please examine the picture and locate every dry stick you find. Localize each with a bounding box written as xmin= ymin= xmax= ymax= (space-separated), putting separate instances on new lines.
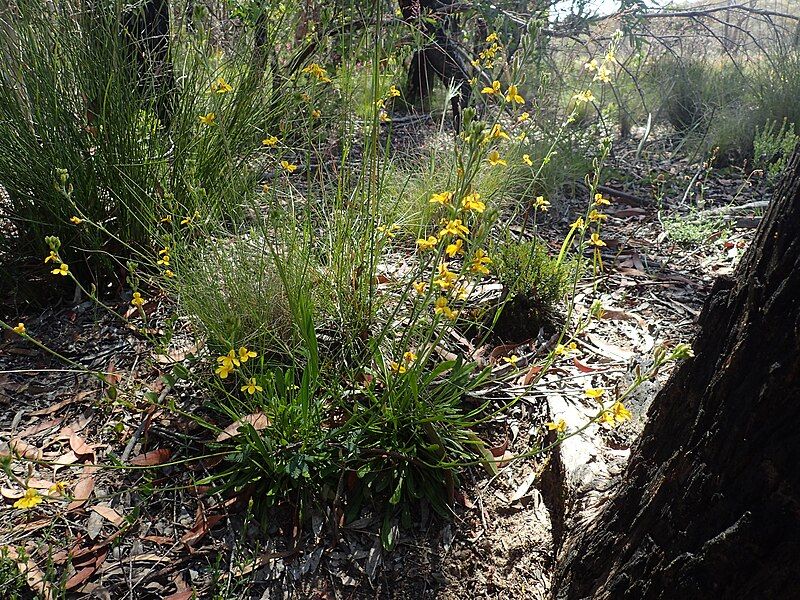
xmin=698 ymin=200 xmax=769 ymax=216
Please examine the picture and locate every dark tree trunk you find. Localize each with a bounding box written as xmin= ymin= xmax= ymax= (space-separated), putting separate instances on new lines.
xmin=553 ymin=148 xmax=800 ymax=598
xmin=398 ymin=0 xmax=471 ymax=131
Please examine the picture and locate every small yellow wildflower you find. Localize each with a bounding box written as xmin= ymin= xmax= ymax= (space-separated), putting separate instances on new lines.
xmin=211 ymin=76 xmax=232 ymax=93
xmin=389 ymin=361 xmax=407 ymax=374
xmin=302 ymin=63 xmax=331 ymax=83
xmin=470 ymin=249 xmax=492 ymax=275
xmin=433 ymin=297 xmax=458 ymax=320
xmin=439 ymin=219 xmax=469 ymax=239
xmin=48 ymin=481 xmax=67 ymax=496
xmin=505 ymin=84 xmax=524 ymax=105
xmin=460 ymin=192 xmax=485 ymax=214
xmin=52 ymin=263 xmax=69 ymax=276
xmin=241 ymin=377 xmax=263 ymax=395
xmin=412 ymin=281 xmax=427 ymax=295
xmin=584 ymin=58 xmax=599 ymax=72
xmin=164 ymin=269 xmax=175 ymax=278
xmin=281 ymin=160 xmax=298 ymax=173
xmin=238 ymin=346 xmax=257 ymax=363
xmin=589 ymin=232 xmax=606 ymax=247
xmin=44 ymin=251 xmax=58 ymax=264
xmin=218 ymin=350 xmax=241 ymax=369
xmin=13 ymin=488 xmax=42 ymax=510
xmin=598 ymin=411 xmax=615 ymax=425
xmin=379 ymin=111 xmax=392 ymax=123
xmin=570 ymin=217 xmax=585 ymax=230
xmin=534 ymin=196 xmax=550 ymax=211
xmin=430 ymin=191 xmax=453 ymax=206
xmin=518 ymin=111 xmax=530 ymax=123
xmin=545 ymin=419 xmax=567 ymax=433
xmin=215 ymin=363 xmax=233 ymax=379
xmin=433 ymin=262 xmax=458 ymax=289
xmin=573 ymin=90 xmax=595 ymax=104
xmin=445 ymin=239 xmax=464 ymax=257
xmin=502 ymin=355 xmax=519 ymax=366
xmin=388 ymin=85 xmax=401 ymax=97
xmin=131 ymin=292 xmax=145 ymax=307
xmin=158 ymin=246 xmax=170 ymax=256
xmin=522 ymin=154 xmax=533 ymax=167
xmin=12 ymin=322 xmax=25 ymax=335
xmin=262 ymin=136 xmax=278 ymax=146
xmin=157 ymin=254 xmax=170 ymax=266
xmin=199 ymin=112 xmax=216 ymax=126
xmin=487 ymin=150 xmax=506 ymax=166
xmin=594 ymin=193 xmax=611 ymax=206
xmin=585 ymin=388 xmax=605 ymax=401
xmin=403 ymin=351 xmax=417 ymax=364
xmin=311 ymin=109 xmax=321 ymax=119
xmin=611 ymin=401 xmax=632 ymax=423
xmin=594 ymin=65 xmax=612 ymax=84
xmin=481 ymin=80 xmax=501 ymax=96
xmin=486 ymin=32 xmax=499 ymax=43
xmin=181 ymin=211 xmax=199 ymax=225
xmin=488 ymin=123 xmax=509 ymax=140
xmin=378 ymin=224 xmax=399 ymax=238
xmin=160 ymin=215 xmax=172 ymax=223
xmin=69 ymin=216 xmax=83 ymax=224
xmin=588 ymin=209 xmax=607 ymax=222
xmin=554 ymin=342 xmax=578 ymax=356
xmin=416 ymin=236 xmax=438 ymax=251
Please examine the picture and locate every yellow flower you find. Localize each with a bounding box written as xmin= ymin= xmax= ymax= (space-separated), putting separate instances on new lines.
xmin=429 ymin=191 xmax=453 ymax=206
xmin=241 ymin=377 xmax=263 ymax=395
xmin=505 ymin=84 xmax=524 ymax=105
xmin=460 ymin=192 xmax=485 ymax=214
xmin=611 ymin=401 xmax=632 ymax=423
xmin=585 ymin=388 xmax=605 ymax=401
xmin=502 ymin=355 xmax=519 ymax=366
xmin=487 ymin=150 xmax=506 ymax=166
xmin=12 ymin=322 xmax=25 ymax=335
xmin=554 ymin=341 xmax=578 ymax=355
xmin=157 ymin=254 xmax=170 ymax=266
xmin=439 ymin=219 xmax=469 ymax=239
xmin=211 ymin=76 xmax=233 ymax=93
xmin=379 ymin=111 xmax=392 ymax=123
xmin=433 ymin=297 xmax=458 ymax=320
xmin=375 ymin=98 xmax=386 ymax=109
xmin=594 ymin=193 xmax=611 ymax=206
xmin=445 ymin=239 xmax=464 ymax=257
xmin=131 ymin=292 xmax=145 ymax=307
xmin=416 ymin=236 xmax=438 ymax=251
xmin=488 ymin=123 xmax=509 ymax=140
xmin=69 ymin=216 xmax=83 ymax=224
xmin=160 ymin=215 xmax=172 ymax=223
xmin=44 ymin=251 xmax=58 ymax=264
xmin=412 ymin=281 xmax=427 ymax=295
xmin=215 ymin=363 xmax=233 ymax=379
xmin=485 ymin=32 xmax=499 ymax=43
xmin=594 ymin=65 xmax=612 ymax=84
xmin=48 ymin=481 xmax=67 ymax=496
xmin=389 ymin=361 xmax=407 ymax=374
xmin=378 ymin=224 xmax=400 ymax=239
xmin=470 ymin=249 xmax=492 ymax=275
xmin=588 ymin=209 xmax=607 ymax=222
xmin=181 ymin=211 xmax=199 ymax=225
xmin=302 ymin=63 xmax=331 ymax=83
xmin=584 ymin=58 xmax=599 ymax=72
xmin=433 ymin=262 xmax=458 ymax=289
xmin=13 ymin=488 xmax=43 ymax=510
xmin=311 ymin=109 xmax=321 ymax=119
xmin=164 ymin=269 xmax=175 ymax=278
xmin=481 ymin=80 xmax=501 ymax=96
xmin=589 ymin=233 xmax=606 ymax=247
xmin=518 ymin=111 xmax=530 ymax=123
xmin=573 ymin=90 xmax=595 ymax=104
xmin=522 ymin=154 xmax=533 ymax=167
xmin=388 ymin=85 xmax=401 ymax=97
xmin=598 ymin=410 xmax=615 ymax=425
xmin=570 ymin=217 xmax=585 ymax=230
xmin=281 ymin=160 xmax=298 ymax=173
xmin=158 ymin=246 xmax=170 ymax=256
xmin=534 ymin=196 xmax=550 ymax=211
xmin=605 ymin=50 xmax=616 ymax=63
xmin=218 ymin=350 xmax=241 ymax=369
xmin=51 ymin=263 xmax=69 ymax=276
xmin=199 ymin=112 xmax=216 ymax=126
xmin=403 ymin=351 xmax=417 ymax=364
xmin=545 ymin=419 xmax=567 ymax=433
xmin=262 ymin=136 xmax=278 ymax=146
xmin=238 ymin=346 xmax=257 ymax=363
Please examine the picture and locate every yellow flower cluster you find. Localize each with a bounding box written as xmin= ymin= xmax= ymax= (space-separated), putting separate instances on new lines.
xmin=210 ymin=76 xmax=233 ymax=94
xmin=302 ymin=63 xmax=332 ymax=83
xmin=215 ymin=346 xmax=257 ymax=379
xmin=390 ymin=350 xmax=417 ymax=374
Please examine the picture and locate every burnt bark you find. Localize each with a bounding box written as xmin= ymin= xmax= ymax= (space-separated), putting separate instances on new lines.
xmin=553 ymin=148 xmax=800 ymax=598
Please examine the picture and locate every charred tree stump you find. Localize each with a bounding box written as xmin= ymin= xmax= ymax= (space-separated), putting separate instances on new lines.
xmin=552 ymin=148 xmax=800 ymax=598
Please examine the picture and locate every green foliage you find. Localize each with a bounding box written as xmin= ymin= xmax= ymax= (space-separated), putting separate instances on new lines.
xmin=0 ymin=549 xmax=27 ymax=600
xmin=662 ymin=212 xmax=727 ymax=247
xmin=754 ymin=118 xmax=799 ymax=183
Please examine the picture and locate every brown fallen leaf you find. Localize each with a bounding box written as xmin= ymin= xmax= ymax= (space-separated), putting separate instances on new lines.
xmin=164 ymin=590 xmax=196 ymax=600
xmin=67 ymin=474 xmax=95 ymax=511
xmin=129 ymin=448 xmax=172 ymax=466
xmin=8 ymin=438 xmax=43 ymax=460
xmin=30 ymin=391 xmax=93 ymax=416
xmin=1 ymin=487 xmax=23 ymax=500
xmin=19 ymin=417 xmax=64 ymax=438
xmin=142 ymin=535 xmax=175 ymax=545
xmin=216 ymin=412 xmax=271 ymax=442
xmin=180 ymin=514 xmax=226 ymax=547
xmin=69 ymin=433 xmax=94 ymax=458
xmin=90 ymin=505 xmax=124 ymax=527
xmin=522 ymin=365 xmax=544 ymax=386
xmin=573 ymin=357 xmax=597 ymax=373
xmin=65 ymin=565 xmax=97 ymax=590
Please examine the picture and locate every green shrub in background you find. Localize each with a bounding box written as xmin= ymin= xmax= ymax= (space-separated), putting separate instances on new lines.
xmin=0 ymin=0 xmax=295 ymax=295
